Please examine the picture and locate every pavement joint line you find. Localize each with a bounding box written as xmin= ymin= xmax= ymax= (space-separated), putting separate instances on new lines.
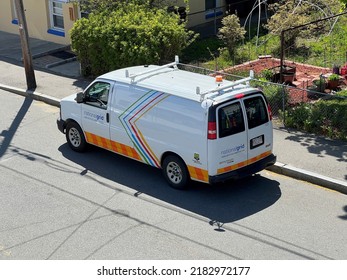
xmin=1 ymin=83 xmax=346 ymax=195
xmin=46 ymin=56 xmax=77 ymax=69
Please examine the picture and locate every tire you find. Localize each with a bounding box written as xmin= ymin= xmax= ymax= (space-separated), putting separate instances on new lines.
xmin=65 ymin=122 xmax=87 ymax=152
xmin=162 ymin=155 xmax=189 ymax=189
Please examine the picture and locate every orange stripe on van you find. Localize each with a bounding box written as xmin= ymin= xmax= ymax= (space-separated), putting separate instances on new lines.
xmin=217 ymin=150 xmax=272 ymax=174
xmin=85 ymin=132 xmax=142 ymax=161
xmin=248 ymin=150 xmax=272 ymax=164
xmin=188 ymin=166 xmax=209 ymax=183
xmin=218 ymin=161 xmax=247 ymax=174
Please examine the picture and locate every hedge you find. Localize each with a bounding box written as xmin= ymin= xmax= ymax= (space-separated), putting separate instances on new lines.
xmin=70 ymin=4 xmax=196 ymax=77
xmin=283 ymin=98 xmax=347 ymax=141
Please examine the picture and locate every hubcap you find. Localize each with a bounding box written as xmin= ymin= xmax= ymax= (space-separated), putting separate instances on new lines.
xmin=167 ymin=162 xmax=182 ymax=184
xmin=68 ymin=127 xmax=81 ymax=147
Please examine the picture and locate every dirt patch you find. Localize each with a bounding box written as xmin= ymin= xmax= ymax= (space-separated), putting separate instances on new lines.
xmin=224 ymin=56 xmax=347 ymax=104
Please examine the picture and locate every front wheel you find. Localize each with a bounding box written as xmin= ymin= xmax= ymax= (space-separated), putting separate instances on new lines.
xmin=66 ymin=122 xmax=87 ymax=152
xmin=162 ymin=155 xmax=189 ymax=189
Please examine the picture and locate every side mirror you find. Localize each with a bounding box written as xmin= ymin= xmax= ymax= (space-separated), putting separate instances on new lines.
xmin=75 ymin=92 xmax=84 ymax=103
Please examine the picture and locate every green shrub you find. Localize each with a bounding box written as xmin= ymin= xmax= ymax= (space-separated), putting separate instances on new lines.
xmin=218 ymin=14 xmax=246 ymax=58
xmin=260 ymin=69 xmax=274 ymax=81
xmin=336 ymin=90 xmax=347 ymax=97
xmin=283 ymin=99 xmax=347 ymax=140
xmin=70 ymin=4 xmax=196 ymax=77
xmin=328 ymin=73 xmax=340 ymax=81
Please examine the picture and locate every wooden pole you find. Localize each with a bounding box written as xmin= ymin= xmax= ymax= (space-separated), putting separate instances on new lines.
xmin=14 ymin=0 xmax=36 ymax=90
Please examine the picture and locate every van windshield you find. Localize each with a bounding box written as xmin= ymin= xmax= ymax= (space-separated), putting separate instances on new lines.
xmin=244 ymin=96 xmax=269 ymax=129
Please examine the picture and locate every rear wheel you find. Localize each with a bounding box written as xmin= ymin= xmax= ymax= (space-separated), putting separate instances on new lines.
xmin=66 ymin=122 xmax=87 ymax=152
xmin=162 ymin=155 xmax=189 ymax=189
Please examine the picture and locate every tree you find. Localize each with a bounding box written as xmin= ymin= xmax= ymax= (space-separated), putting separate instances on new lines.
xmin=218 ymin=14 xmax=246 ymax=58
xmin=71 ymin=3 xmax=196 ymax=77
xmin=265 ymin=0 xmax=344 ymax=51
xmin=339 ymin=0 xmax=347 ymax=8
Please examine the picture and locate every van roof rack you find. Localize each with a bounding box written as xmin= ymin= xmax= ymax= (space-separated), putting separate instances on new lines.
xmin=125 ymin=55 xmax=179 ymax=82
xmin=196 ymin=70 xmax=254 ymax=102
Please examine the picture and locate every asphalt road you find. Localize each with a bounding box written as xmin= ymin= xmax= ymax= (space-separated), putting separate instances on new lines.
xmin=1 ymin=90 xmax=347 ymax=260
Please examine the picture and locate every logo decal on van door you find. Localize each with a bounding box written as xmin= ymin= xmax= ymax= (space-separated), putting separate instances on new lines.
xmin=119 ymin=90 xmax=169 ymax=168
xmin=221 ymin=144 xmax=245 ymax=158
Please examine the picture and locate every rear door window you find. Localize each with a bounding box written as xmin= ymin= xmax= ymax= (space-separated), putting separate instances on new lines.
xmin=244 ymin=96 xmax=268 ymax=129
xmin=218 ymin=102 xmax=245 ymax=138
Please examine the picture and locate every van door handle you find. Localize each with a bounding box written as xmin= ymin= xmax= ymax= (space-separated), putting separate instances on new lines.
xmin=106 ymin=113 xmax=109 ymax=123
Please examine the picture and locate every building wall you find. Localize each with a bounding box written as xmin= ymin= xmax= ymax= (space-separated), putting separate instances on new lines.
xmin=0 ymin=0 xmax=260 ymax=45
xmin=175 ymin=0 xmax=227 ymax=27
xmin=179 ymin=0 xmax=258 ymax=27
xmin=0 ymin=0 xmax=16 ymax=35
xmin=0 ymin=0 xmax=77 ymax=45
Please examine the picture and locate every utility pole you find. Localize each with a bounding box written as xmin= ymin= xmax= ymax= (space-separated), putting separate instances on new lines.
xmin=14 ymin=0 xmax=36 ymax=90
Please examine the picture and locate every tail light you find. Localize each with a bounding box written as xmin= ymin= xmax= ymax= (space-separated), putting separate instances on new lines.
xmin=208 ymin=121 xmax=217 ymax=139
xmin=267 ymin=103 xmax=273 ymax=120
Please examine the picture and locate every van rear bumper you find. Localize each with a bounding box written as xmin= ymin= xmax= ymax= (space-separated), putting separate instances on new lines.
xmin=209 ymin=153 xmax=277 ymax=184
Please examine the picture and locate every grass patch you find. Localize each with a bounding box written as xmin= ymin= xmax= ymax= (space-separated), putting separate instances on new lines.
xmin=181 ymin=37 xmax=223 ymax=63
xmin=182 ymin=13 xmax=347 ymax=70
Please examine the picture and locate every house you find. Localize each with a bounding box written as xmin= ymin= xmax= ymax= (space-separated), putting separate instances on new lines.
xmin=0 ymin=0 xmax=78 ymax=45
xmin=0 ymin=0 xmax=265 ymax=45
xmin=175 ymin=0 xmax=259 ymax=27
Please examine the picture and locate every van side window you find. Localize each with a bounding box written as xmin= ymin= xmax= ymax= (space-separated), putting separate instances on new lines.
xmin=244 ymin=96 xmax=268 ymax=129
xmin=218 ymin=102 xmax=245 ymax=138
xmin=84 ymin=82 xmax=110 ymax=109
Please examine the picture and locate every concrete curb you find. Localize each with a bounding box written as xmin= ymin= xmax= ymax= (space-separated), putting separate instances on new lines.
xmin=267 ymin=162 xmax=347 ymax=195
xmin=0 ymin=83 xmax=60 ymax=107
xmin=1 ymin=83 xmax=346 ymax=195
xmin=46 ymin=56 xmax=77 ymax=69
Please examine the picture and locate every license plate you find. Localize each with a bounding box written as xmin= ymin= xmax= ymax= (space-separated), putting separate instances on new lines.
xmin=251 ymin=135 xmax=264 ymax=149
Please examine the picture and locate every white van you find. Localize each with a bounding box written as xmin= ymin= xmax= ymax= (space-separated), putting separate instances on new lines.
xmin=57 ymin=57 xmax=276 ymax=189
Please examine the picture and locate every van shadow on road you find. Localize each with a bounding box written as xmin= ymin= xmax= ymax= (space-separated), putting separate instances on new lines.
xmin=59 ymin=144 xmax=281 ymax=224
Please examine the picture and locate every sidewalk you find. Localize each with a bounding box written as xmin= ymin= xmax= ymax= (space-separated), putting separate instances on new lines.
xmin=0 ymin=32 xmax=346 ymax=194
xmin=271 ymin=126 xmax=347 ymax=193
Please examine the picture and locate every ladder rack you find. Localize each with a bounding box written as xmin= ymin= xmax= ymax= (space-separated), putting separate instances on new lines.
xmin=125 ymin=55 xmax=179 ymax=82
xmin=196 ymin=70 xmax=254 ymax=102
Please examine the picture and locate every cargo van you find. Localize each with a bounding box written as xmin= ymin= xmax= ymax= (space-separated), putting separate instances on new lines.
xmin=57 ymin=57 xmax=276 ymax=189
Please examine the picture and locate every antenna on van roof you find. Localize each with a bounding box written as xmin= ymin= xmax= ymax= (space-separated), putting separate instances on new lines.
xmin=196 ymin=70 xmax=254 ymax=102
xmin=126 ymin=55 xmax=179 ymax=82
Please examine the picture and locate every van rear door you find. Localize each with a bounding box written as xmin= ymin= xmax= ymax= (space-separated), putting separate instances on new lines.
xmin=209 ymin=100 xmax=248 ymax=176
xmin=209 ymin=92 xmax=273 ymax=179
xmin=243 ymin=93 xmax=273 ymax=163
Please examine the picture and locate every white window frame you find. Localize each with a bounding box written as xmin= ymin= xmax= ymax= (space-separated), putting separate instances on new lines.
xmin=205 ymin=0 xmax=223 ymax=19
xmin=49 ymin=0 xmax=65 ymax=31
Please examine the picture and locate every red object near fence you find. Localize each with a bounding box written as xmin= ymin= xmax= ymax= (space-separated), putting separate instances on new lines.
xmin=341 ymin=66 xmax=347 ymax=76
